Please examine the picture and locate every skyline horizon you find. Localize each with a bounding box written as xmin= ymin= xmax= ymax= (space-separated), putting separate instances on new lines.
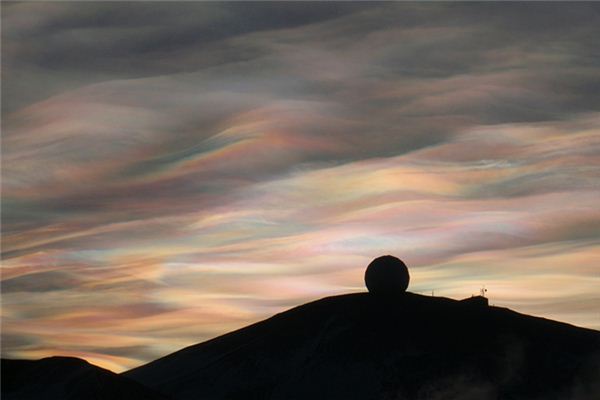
xmin=2 ymin=2 xmax=599 ymax=372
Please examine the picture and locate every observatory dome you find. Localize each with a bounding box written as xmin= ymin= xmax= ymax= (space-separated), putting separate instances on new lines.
xmin=365 ymin=255 xmax=410 ymax=295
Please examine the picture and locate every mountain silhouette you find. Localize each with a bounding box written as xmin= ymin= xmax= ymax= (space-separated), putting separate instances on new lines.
xmin=123 ymin=292 xmax=600 ymax=400
xmin=1 ymin=356 xmax=167 ymax=400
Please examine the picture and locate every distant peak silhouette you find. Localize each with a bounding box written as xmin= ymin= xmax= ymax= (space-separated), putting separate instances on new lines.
xmin=365 ymin=255 xmax=409 ymax=295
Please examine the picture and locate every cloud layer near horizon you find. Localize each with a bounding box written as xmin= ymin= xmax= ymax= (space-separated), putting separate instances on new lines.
xmin=2 ymin=3 xmax=600 ymax=372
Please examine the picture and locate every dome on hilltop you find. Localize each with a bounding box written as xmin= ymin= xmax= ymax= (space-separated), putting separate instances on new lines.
xmin=364 ymin=255 xmax=409 ymax=295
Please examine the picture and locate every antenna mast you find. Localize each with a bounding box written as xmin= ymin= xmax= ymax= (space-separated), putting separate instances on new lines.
xmin=480 ymin=286 xmax=487 ymax=297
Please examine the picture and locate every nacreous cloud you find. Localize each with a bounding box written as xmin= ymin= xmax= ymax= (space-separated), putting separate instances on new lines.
xmin=2 ymin=2 xmax=599 ymax=372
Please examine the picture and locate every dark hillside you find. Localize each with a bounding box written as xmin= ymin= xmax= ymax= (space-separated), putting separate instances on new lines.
xmin=1 ymin=356 xmax=168 ymax=400
xmin=125 ymin=293 xmax=600 ymax=400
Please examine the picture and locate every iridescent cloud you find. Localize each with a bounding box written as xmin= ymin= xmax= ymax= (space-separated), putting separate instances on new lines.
xmin=2 ymin=3 xmax=599 ymax=372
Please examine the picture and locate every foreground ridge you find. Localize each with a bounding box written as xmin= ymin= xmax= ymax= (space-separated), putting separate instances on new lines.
xmin=1 ymin=356 xmax=167 ymax=400
xmin=124 ymin=292 xmax=600 ymax=400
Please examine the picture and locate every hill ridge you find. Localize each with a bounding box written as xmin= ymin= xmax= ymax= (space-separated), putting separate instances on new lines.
xmin=124 ymin=292 xmax=600 ymax=400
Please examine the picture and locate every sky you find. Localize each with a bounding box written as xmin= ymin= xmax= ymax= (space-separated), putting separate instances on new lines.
xmin=2 ymin=2 xmax=600 ymax=373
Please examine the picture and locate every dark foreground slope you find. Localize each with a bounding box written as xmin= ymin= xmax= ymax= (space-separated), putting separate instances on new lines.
xmin=125 ymin=293 xmax=600 ymax=400
xmin=1 ymin=356 xmax=168 ymax=400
